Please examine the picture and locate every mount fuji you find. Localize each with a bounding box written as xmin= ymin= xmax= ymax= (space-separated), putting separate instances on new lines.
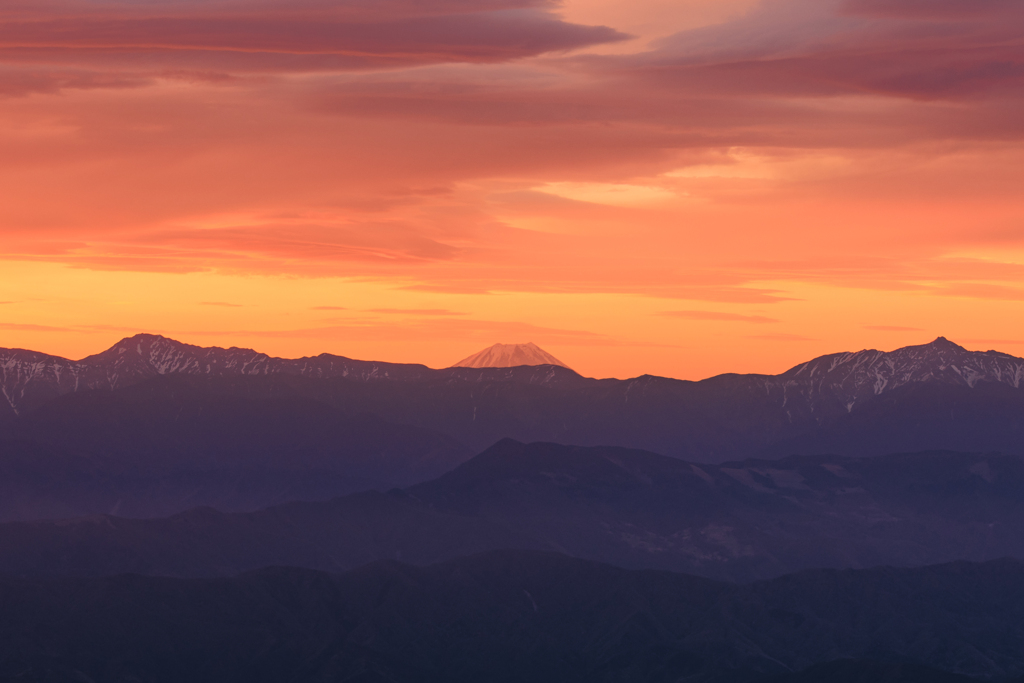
xmin=451 ymin=342 xmax=569 ymax=369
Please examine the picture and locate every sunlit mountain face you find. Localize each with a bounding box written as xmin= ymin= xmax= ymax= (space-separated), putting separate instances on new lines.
xmin=3 ymin=0 xmax=1024 ymax=681
xmin=451 ymin=342 xmax=570 ymax=369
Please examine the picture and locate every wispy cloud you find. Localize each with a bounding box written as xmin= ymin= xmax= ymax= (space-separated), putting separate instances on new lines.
xmin=935 ymin=284 xmax=1024 ymax=302
xmin=367 ymin=308 xmax=467 ymax=316
xmin=0 ymin=1 xmax=626 ymax=77
xmin=747 ymin=333 xmax=815 ymax=342
xmin=961 ymin=338 xmax=1024 ymax=347
xmin=180 ymin=317 xmax=634 ymax=346
xmin=0 ymin=322 xmax=70 ymax=332
xmin=659 ymin=310 xmax=778 ymax=323
xmin=864 ymin=325 xmax=924 ymax=332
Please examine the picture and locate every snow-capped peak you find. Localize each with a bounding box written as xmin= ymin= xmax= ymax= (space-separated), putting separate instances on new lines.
xmin=758 ymin=336 xmax=1024 ymax=418
xmin=450 ymin=343 xmax=570 ymax=369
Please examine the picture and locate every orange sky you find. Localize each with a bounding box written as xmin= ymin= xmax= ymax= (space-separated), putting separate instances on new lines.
xmin=1 ymin=0 xmax=1023 ymax=379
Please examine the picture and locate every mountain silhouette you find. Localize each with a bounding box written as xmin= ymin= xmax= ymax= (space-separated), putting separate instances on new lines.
xmin=4 ymin=334 xmax=1021 ymax=418
xmin=0 ymin=551 xmax=1022 ymax=682
xmin=3 ymin=441 xmax=1023 ymax=582
xmin=2 ymin=335 xmax=1024 ymax=521
xmin=450 ymin=342 xmax=570 ymax=369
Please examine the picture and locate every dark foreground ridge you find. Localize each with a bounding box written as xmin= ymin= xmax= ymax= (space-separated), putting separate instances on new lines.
xmin=2 ymin=551 xmax=1023 ymax=683
xmin=2 ymin=441 xmax=1023 ymax=582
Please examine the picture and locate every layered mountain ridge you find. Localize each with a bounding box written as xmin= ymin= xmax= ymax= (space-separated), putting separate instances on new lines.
xmin=3 ymin=335 xmax=1024 ymax=472
xmin=0 ymin=334 xmax=580 ymax=416
xmin=4 ymin=440 xmax=1023 ymax=581
xmin=3 ymin=334 xmax=1022 ymax=418
xmin=2 ymin=334 xmax=1023 ymax=682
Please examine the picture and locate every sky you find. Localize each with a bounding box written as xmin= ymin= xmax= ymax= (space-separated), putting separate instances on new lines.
xmin=1 ymin=0 xmax=1023 ymax=379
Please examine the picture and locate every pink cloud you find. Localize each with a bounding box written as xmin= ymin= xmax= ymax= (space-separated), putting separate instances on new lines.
xmin=0 ymin=322 xmax=71 ymax=332
xmin=0 ymin=2 xmax=626 ymax=79
xmin=935 ymin=283 xmax=1024 ymax=301
xmin=864 ymin=325 xmax=924 ymax=332
xmin=0 ymin=69 xmax=148 ymax=97
xmin=600 ymin=0 xmax=1024 ymax=111
xmin=747 ymin=333 xmax=816 ymax=342
xmin=841 ymin=0 xmax=1022 ymax=20
xmin=659 ymin=311 xmax=779 ymax=323
xmin=367 ymin=308 xmax=467 ymax=316
xmin=961 ymin=338 xmax=1024 ymax=347
xmin=182 ymin=317 xmax=617 ymax=346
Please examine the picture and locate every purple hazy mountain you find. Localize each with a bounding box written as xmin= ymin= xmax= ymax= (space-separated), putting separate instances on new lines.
xmin=450 ymin=342 xmax=569 ymax=369
xmin=2 ymin=334 xmax=1024 ymax=485
xmin=772 ymin=335 xmax=1024 ymax=413
xmin=3 ymin=334 xmax=1022 ymax=418
xmin=0 ymin=334 xmax=433 ymax=416
xmin=0 ymin=334 xmax=591 ymax=417
xmin=6 ymin=441 xmax=1024 ymax=582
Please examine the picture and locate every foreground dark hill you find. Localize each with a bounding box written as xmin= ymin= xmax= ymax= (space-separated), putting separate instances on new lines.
xmin=2 ymin=551 xmax=1023 ymax=682
xmin=4 ymin=441 xmax=1023 ymax=581
xmin=1 ymin=334 xmax=1023 ymax=469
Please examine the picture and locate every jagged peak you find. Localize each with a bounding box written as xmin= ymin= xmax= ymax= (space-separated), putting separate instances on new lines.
xmin=96 ymin=334 xmax=266 ymax=358
xmin=80 ymin=334 xmax=192 ymax=363
xmin=918 ymin=336 xmax=966 ymax=351
xmin=106 ymin=333 xmax=186 ymax=351
xmin=778 ymin=335 xmax=1024 ymax=389
xmin=844 ymin=336 xmax=967 ymax=359
xmin=108 ymin=333 xmax=178 ymax=345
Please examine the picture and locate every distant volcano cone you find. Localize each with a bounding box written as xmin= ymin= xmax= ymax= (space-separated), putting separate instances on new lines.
xmin=451 ymin=343 xmax=569 ymax=369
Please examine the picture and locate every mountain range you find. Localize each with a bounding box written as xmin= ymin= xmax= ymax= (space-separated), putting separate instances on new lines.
xmin=2 ymin=440 xmax=1022 ymax=582
xmin=4 ymin=334 xmax=1022 ymax=420
xmin=3 ymin=334 xmax=1024 ymax=681
xmin=1 ymin=334 xmax=1023 ymax=519
xmin=1 ymin=336 xmax=1021 ymax=447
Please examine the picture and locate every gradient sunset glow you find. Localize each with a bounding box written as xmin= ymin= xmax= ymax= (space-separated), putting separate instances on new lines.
xmin=1 ymin=0 xmax=1023 ymax=378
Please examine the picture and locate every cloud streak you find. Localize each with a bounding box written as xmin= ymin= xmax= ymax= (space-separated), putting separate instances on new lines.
xmin=864 ymin=325 xmax=924 ymax=332
xmin=659 ymin=310 xmax=779 ymax=323
xmin=367 ymin=308 xmax=467 ymax=316
xmin=0 ymin=2 xmax=626 ymax=78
